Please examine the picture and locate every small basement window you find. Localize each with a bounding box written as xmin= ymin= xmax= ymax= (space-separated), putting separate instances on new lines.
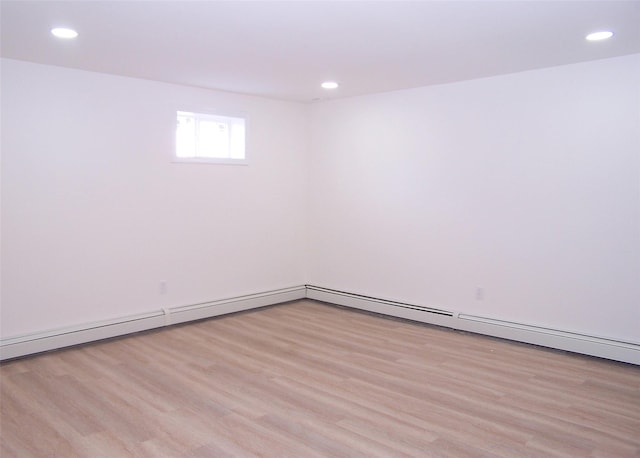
xmin=175 ymin=111 xmax=246 ymax=164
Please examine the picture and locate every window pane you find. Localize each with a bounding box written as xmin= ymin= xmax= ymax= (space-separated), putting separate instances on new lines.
xmin=176 ymin=115 xmax=196 ymax=157
xmin=198 ymin=121 xmax=229 ymax=158
xmin=229 ymin=122 xmax=245 ymax=159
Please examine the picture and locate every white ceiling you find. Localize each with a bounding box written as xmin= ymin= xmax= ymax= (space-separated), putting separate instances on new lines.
xmin=1 ymin=1 xmax=639 ymax=103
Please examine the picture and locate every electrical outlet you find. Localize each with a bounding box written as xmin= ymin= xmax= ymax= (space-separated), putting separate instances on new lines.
xmin=160 ymin=281 xmax=168 ymax=295
xmin=475 ymin=287 xmax=484 ymax=301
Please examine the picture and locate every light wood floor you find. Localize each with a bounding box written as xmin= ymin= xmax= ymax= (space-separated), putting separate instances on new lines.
xmin=1 ymin=300 xmax=639 ymax=457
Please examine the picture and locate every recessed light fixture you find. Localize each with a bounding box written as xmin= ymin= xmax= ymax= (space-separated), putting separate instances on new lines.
xmin=321 ymin=81 xmax=339 ymax=90
xmin=586 ymin=31 xmax=614 ymax=41
xmin=51 ymin=27 xmax=78 ymax=39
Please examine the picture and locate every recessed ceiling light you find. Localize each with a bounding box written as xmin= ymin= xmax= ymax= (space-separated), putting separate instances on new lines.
xmin=321 ymin=81 xmax=339 ymax=89
xmin=586 ymin=31 xmax=614 ymax=41
xmin=51 ymin=28 xmax=78 ymax=39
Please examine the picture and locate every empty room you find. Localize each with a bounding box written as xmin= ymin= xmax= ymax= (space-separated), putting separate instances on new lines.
xmin=1 ymin=1 xmax=639 ymax=456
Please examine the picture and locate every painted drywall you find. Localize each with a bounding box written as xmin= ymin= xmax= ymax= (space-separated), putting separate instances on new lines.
xmin=308 ymin=54 xmax=640 ymax=344
xmin=1 ymin=59 xmax=307 ymax=338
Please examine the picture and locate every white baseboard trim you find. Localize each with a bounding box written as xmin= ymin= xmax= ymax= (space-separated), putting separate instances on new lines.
xmin=306 ymin=285 xmax=640 ymax=365
xmin=0 ymin=286 xmax=306 ymax=361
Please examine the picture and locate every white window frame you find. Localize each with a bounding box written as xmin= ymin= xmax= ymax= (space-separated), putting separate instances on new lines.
xmin=174 ymin=110 xmax=248 ymax=165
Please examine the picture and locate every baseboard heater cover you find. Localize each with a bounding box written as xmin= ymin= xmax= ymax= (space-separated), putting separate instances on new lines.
xmin=306 ymin=285 xmax=640 ymax=365
xmin=0 ymin=286 xmax=306 ymax=361
xmin=456 ymin=313 xmax=640 ymax=364
xmin=3 ymin=285 xmax=638 ymax=365
xmin=305 ymin=285 xmax=455 ymax=329
xmin=305 ymin=285 xmax=453 ymax=316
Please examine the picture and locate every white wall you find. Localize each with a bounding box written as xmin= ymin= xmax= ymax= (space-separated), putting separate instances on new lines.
xmin=1 ymin=59 xmax=307 ymax=338
xmin=308 ymin=54 xmax=640 ymax=344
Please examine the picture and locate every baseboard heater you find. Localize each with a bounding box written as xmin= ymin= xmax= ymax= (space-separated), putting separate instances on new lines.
xmin=2 ymin=285 xmax=638 ymax=365
xmin=305 ymin=285 xmax=453 ymax=316
xmin=305 ymin=285 xmax=457 ymax=331
xmin=306 ymin=285 xmax=640 ymax=365
xmin=456 ymin=313 xmax=640 ymax=362
xmin=0 ymin=286 xmax=307 ymax=361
